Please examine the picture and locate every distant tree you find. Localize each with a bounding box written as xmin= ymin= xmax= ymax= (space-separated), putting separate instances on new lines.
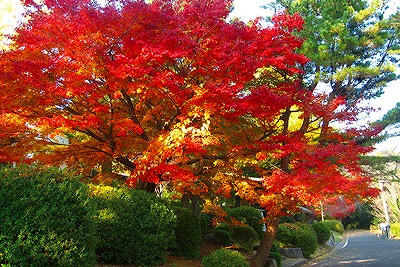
xmin=361 ymin=152 xmax=400 ymax=223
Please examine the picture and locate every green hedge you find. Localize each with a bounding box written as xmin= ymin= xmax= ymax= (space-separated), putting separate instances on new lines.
xmin=0 ymin=165 xmax=97 ymax=267
xmin=312 ymin=222 xmax=331 ymax=244
xmin=323 ymin=220 xmax=344 ymax=234
xmin=91 ymin=185 xmax=176 ymax=266
xmin=171 ymin=207 xmax=202 ymax=259
xmin=276 ymin=223 xmax=317 ymax=258
xmin=202 ymin=249 xmax=250 ymax=267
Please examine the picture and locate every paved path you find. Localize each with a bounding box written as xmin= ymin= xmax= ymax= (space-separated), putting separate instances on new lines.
xmin=303 ymin=230 xmax=400 ymax=267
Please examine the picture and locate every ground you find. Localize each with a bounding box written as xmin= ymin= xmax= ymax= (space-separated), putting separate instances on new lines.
xmin=97 ymin=241 xmax=223 ymax=267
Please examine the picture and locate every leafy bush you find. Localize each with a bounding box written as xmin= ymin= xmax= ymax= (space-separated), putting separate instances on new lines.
xmin=202 ymin=249 xmax=250 ymax=267
xmin=390 ymin=223 xmax=400 ymax=237
xmin=171 ymin=207 xmax=202 ymax=259
xmin=214 ymin=228 xmax=232 ymax=246
xmin=323 ymin=220 xmax=344 ymax=234
xmin=312 ymin=222 xmax=331 ymax=244
xmin=275 ymin=223 xmax=318 ymax=258
xmin=231 ymin=226 xmax=260 ymax=252
xmin=275 ymin=223 xmax=292 ymax=245
xmin=216 ymin=222 xmax=231 ymax=232
xmin=0 ymin=165 xmax=97 ymax=267
xmin=269 ymin=252 xmax=282 ymax=267
xmin=270 ymin=242 xmax=280 ymax=254
xmin=229 ymin=206 xmax=264 ymax=238
xmin=269 ymin=242 xmax=282 ymax=267
xmin=200 ymin=212 xmax=215 ymax=236
xmin=92 ymin=185 xmax=176 ymax=266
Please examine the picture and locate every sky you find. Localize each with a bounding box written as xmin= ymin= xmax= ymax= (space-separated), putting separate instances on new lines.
xmin=1 ymin=0 xmax=399 ymax=152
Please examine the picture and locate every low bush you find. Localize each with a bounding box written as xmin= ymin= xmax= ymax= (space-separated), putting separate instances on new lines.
xmin=171 ymin=207 xmax=202 ymax=259
xmin=269 ymin=242 xmax=282 ymax=266
xmin=390 ymin=223 xmax=400 ymax=237
xmin=312 ymin=222 xmax=331 ymax=244
xmin=202 ymin=249 xmax=250 ymax=267
xmin=214 ymin=228 xmax=232 ymax=246
xmin=275 ymin=223 xmax=293 ymax=245
xmin=0 ymin=165 xmax=97 ymax=267
xmin=270 ymin=242 xmax=280 ymax=254
xmin=229 ymin=206 xmax=264 ymax=238
xmin=269 ymin=252 xmax=282 ymax=267
xmin=323 ymin=220 xmax=344 ymax=234
xmin=275 ymin=223 xmax=317 ymax=258
xmin=92 ymin=185 xmax=176 ymax=266
xmin=200 ymin=212 xmax=215 ymax=236
xmin=216 ymin=222 xmax=232 ymax=232
xmin=231 ymin=226 xmax=260 ymax=252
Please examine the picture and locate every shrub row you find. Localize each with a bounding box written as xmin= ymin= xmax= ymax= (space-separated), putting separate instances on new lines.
xmin=0 ymin=165 xmax=204 ymax=266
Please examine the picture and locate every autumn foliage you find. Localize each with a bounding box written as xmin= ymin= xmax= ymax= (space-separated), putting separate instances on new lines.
xmin=0 ymin=0 xmax=381 ymax=264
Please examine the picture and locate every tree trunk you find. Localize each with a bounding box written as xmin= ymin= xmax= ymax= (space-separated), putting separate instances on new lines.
xmin=137 ymin=181 xmax=157 ymax=193
xmin=181 ymin=193 xmax=201 ymax=218
xmin=251 ymin=217 xmax=280 ymax=267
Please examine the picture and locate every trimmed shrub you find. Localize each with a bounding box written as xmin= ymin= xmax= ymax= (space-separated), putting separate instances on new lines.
xmin=92 ymin=185 xmax=176 ymax=266
xmin=275 ymin=223 xmax=292 ymax=245
xmin=202 ymin=249 xmax=250 ymax=267
xmin=0 ymin=165 xmax=97 ymax=267
xmin=214 ymin=223 xmax=232 ymax=246
xmin=292 ymin=223 xmax=317 ymax=258
xmin=312 ymin=222 xmax=331 ymax=244
xmin=323 ymin=220 xmax=344 ymax=234
xmin=229 ymin=206 xmax=264 ymax=238
xmin=275 ymin=223 xmax=317 ymax=258
xmin=214 ymin=228 xmax=232 ymax=246
xmin=171 ymin=207 xmax=202 ymax=259
xmin=216 ymin=222 xmax=231 ymax=232
xmin=231 ymin=226 xmax=260 ymax=252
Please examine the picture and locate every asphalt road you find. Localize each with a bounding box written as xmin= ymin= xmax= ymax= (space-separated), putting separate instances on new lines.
xmin=304 ymin=230 xmax=400 ymax=267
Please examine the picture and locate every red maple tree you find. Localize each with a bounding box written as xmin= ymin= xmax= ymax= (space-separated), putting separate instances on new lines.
xmin=0 ymin=0 xmax=379 ymax=265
